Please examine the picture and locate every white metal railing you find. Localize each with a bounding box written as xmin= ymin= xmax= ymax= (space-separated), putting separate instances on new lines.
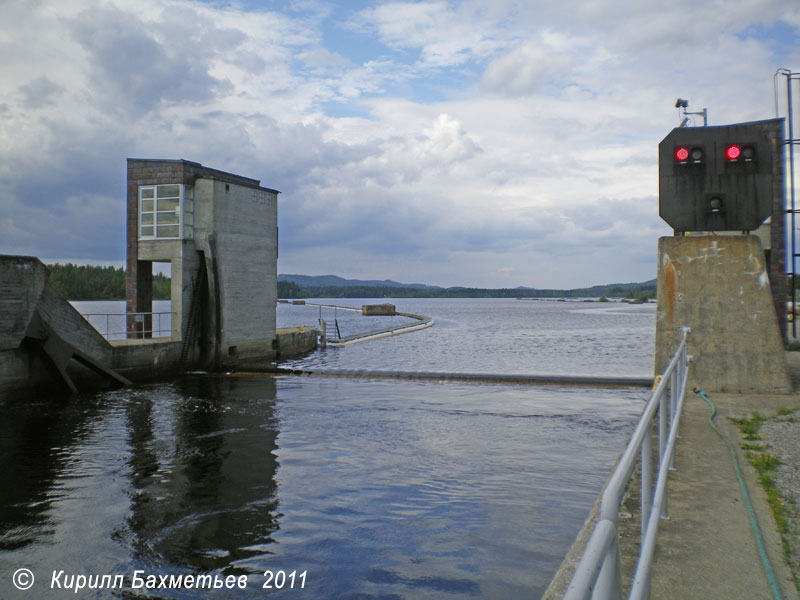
xmin=564 ymin=327 xmax=691 ymax=600
xmin=82 ymin=311 xmax=174 ymax=341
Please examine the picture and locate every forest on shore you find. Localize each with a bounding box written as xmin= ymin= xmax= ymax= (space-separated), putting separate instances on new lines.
xmin=47 ymin=263 xmax=171 ymax=300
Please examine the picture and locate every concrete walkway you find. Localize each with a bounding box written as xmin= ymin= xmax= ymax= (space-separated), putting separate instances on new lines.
xmin=544 ymin=353 xmax=800 ymax=599
xmin=636 ymin=379 xmax=800 ymax=599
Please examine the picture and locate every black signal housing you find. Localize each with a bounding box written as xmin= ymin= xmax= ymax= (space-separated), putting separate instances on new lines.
xmin=659 ymin=122 xmax=774 ymax=233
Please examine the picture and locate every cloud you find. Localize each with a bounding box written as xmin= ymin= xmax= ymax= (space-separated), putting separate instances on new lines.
xmin=298 ymin=47 xmax=349 ymax=69
xmin=0 ymin=0 xmax=797 ymax=288
xmin=352 ymin=1 xmax=509 ymax=68
xmin=18 ymin=76 xmax=64 ymax=109
xmin=69 ymin=5 xmax=232 ymax=116
xmin=417 ymin=114 xmax=482 ymax=164
xmin=480 ymin=35 xmax=573 ymax=97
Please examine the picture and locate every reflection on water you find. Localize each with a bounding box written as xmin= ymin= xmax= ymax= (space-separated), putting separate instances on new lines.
xmin=0 ymin=373 xmax=645 ymax=599
xmin=0 ymin=396 xmax=105 ymax=552
xmin=121 ymin=377 xmax=280 ymax=573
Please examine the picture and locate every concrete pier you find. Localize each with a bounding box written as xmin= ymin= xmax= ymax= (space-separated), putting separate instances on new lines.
xmin=1 ymin=256 xmax=132 ymax=396
xmin=655 ymin=235 xmax=791 ymax=394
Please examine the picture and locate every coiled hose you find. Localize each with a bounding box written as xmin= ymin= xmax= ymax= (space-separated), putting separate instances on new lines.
xmin=695 ymin=388 xmax=784 ymax=600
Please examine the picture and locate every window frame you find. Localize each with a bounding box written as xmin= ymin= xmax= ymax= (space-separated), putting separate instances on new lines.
xmin=138 ymin=184 xmax=193 ymax=240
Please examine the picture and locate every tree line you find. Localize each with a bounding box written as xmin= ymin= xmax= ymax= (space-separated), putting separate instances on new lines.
xmin=277 ymin=280 xmax=657 ymax=300
xmin=47 ymin=263 xmax=171 ymax=300
xmin=47 ymin=264 xmax=656 ymax=301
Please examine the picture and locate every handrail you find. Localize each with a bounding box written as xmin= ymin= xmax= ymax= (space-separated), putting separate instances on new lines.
xmin=82 ymin=311 xmax=175 ymax=340
xmin=564 ymin=327 xmax=691 ymax=600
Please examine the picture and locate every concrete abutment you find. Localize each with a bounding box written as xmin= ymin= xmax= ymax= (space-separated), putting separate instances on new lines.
xmin=655 ymin=235 xmax=790 ymax=394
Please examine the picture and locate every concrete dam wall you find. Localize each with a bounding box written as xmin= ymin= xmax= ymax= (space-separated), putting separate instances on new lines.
xmin=0 ymin=255 xmax=317 ymax=398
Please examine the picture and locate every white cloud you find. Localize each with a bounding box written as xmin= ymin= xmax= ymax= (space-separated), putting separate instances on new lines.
xmin=352 ymin=1 xmax=510 ymax=68
xmin=481 ymin=35 xmax=573 ymax=97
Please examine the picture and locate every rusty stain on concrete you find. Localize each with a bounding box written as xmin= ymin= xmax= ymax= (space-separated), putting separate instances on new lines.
xmin=662 ymin=253 xmax=677 ymax=329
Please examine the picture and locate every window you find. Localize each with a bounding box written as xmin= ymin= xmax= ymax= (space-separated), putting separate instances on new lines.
xmin=138 ymin=184 xmax=193 ymax=240
xmin=183 ymin=185 xmax=194 ymax=239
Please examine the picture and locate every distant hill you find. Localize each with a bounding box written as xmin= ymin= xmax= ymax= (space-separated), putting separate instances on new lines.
xmin=278 ymin=274 xmax=440 ymax=289
xmin=521 ymin=279 xmax=658 ymax=298
xmin=277 ymin=274 xmax=657 ymax=299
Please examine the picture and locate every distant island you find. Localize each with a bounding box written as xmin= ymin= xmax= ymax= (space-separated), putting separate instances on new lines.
xmin=44 ymin=263 xmax=656 ymax=302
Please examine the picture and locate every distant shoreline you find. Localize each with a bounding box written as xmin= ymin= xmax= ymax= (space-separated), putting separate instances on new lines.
xmin=276 ymin=280 xmax=656 ymax=301
xmin=45 ymin=262 xmax=657 ymax=301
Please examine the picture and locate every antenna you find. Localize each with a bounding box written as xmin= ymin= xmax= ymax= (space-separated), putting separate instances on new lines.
xmin=675 ymin=98 xmax=708 ymax=127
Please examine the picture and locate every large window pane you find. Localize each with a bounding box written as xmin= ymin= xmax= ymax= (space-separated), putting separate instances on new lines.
xmin=157 ymin=185 xmax=180 ymax=198
xmin=157 ymin=198 xmax=180 ymax=212
xmin=157 ymin=225 xmax=179 ymax=238
xmin=157 ymin=212 xmax=179 ymax=225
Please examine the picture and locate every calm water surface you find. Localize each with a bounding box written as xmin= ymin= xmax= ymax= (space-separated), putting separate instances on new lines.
xmin=279 ymin=298 xmax=655 ymax=377
xmin=0 ymin=299 xmax=655 ymax=599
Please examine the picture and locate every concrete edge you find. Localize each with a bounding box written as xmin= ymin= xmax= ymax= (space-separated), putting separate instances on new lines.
xmin=719 ymin=400 xmax=800 ymax=599
xmin=261 ymin=368 xmax=653 ymax=388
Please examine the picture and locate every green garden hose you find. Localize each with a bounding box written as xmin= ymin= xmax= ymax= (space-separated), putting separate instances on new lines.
xmin=695 ymin=388 xmax=784 ymax=600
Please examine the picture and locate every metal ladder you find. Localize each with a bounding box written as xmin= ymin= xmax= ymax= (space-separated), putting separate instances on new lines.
xmin=179 ymin=259 xmax=207 ymax=367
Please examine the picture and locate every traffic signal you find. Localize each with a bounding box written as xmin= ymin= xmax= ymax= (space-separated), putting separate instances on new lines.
xmin=674 ymin=146 xmax=704 ymax=164
xmin=723 ymin=144 xmax=756 ymax=162
xmin=659 ymin=122 xmax=774 ymax=233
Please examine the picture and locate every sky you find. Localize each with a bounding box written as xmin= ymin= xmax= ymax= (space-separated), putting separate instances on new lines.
xmin=1 ymin=0 xmax=799 ymax=288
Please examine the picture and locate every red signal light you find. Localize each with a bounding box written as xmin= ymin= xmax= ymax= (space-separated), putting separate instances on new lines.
xmin=725 ymin=144 xmax=742 ymax=160
xmin=675 ymin=147 xmax=690 ymax=162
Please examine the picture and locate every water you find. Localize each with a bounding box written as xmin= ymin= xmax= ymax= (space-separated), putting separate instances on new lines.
xmin=279 ymin=298 xmax=656 ymax=377
xmin=0 ymin=299 xmax=655 ymax=599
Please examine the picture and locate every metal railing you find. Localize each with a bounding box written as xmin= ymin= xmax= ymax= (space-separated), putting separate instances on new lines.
xmin=82 ymin=311 xmax=174 ymax=341
xmin=564 ymin=327 xmax=691 ymax=600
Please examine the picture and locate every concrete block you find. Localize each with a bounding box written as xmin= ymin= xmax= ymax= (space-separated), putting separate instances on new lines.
xmin=0 ymin=256 xmax=48 ymax=350
xmin=111 ymin=339 xmax=183 ymax=379
xmin=36 ymin=285 xmax=112 ymax=363
xmin=362 ymin=304 xmax=396 ymax=316
xmin=655 ymin=235 xmax=791 ymax=394
xmin=276 ymin=327 xmax=318 ymax=358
